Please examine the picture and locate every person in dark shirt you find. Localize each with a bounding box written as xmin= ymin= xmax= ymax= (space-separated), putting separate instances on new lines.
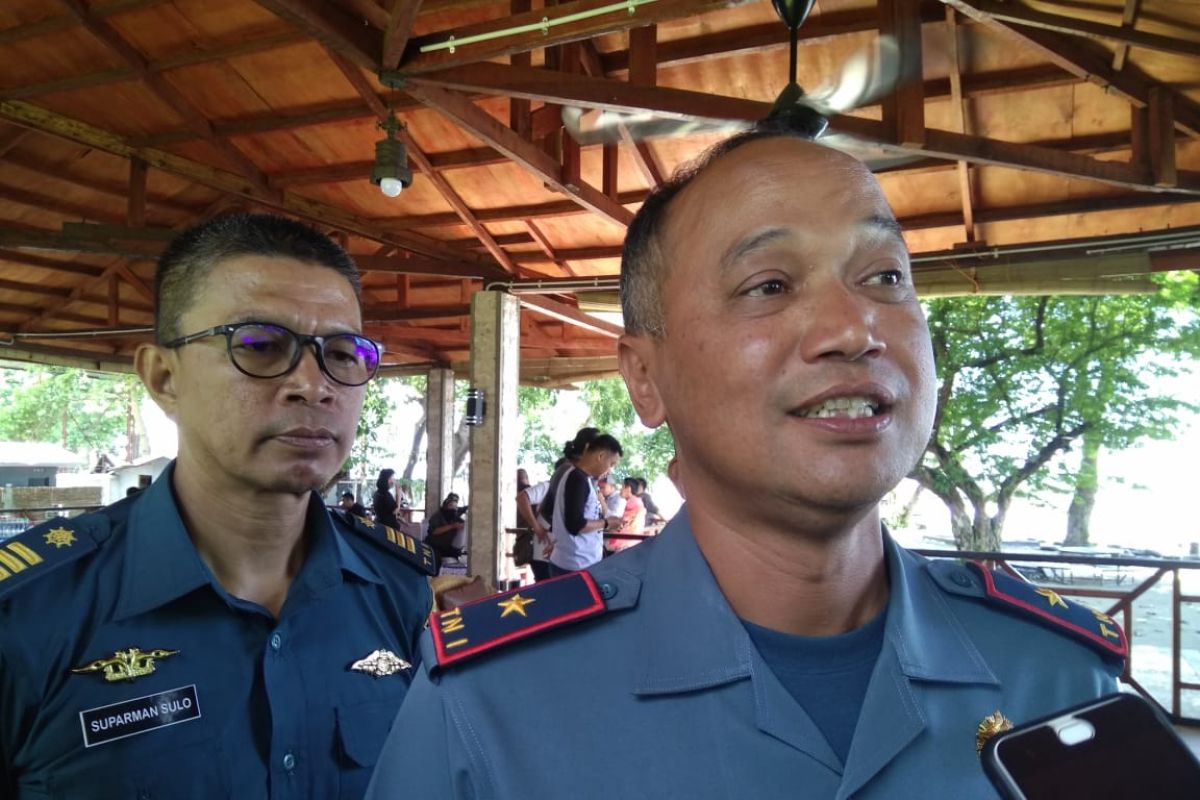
xmin=372 ymin=468 xmax=400 ymax=528
xmin=634 ymin=477 xmax=663 ymax=523
xmin=339 ymin=490 xmax=367 ymax=517
xmin=426 ymin=493 xmax=465 ymax=561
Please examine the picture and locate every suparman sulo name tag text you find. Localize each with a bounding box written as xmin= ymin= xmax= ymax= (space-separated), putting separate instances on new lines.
xmin=79 ymin=684 xmax=201 ymax=747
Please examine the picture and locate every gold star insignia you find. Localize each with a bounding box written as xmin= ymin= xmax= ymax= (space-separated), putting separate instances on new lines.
xmin=1091 ymin=608 xmax=1114 ymax=624
xmin=356 ymin=515 xmax=376 ymax=528
xmin=976 ymin=710 xmax=1014 ymax=754
xmin=1035 ymin=587 xmax=1068 ymax=609
xmin=44 ymin=527 xmax=76 ymax=549
xmin=497 ymin=593 xmax=537 ymax=618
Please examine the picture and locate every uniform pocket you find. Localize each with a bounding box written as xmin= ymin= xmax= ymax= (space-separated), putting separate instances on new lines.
xmin=335 ymin=700 xmax=398 ymax=798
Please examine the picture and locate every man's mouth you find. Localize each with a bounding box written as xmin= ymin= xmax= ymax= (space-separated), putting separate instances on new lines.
xmin=791 ymin=395 xmax=885 ymax=420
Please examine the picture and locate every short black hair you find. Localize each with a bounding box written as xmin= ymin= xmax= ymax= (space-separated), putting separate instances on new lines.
xmin=341 ymin=491 xmax=355 ymax=500
xmin=622 ymin=477 xmax=639 ymax=492
xmin=155 ymin=212 xmax=361 ymax=342
xmin=620 ymin=119 xmax=818 ymax=336
xmin=636 ymin=477 xmax=648 ymax=493
xmin=587 ymin=433 xmax=623 ymax=457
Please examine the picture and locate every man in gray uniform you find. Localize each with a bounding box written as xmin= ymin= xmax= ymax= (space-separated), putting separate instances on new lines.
xmin=366 ymin=126 xmax=1126 ymax=798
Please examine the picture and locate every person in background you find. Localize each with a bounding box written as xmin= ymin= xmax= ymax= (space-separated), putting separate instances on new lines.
xmin=607 ymin=477 xmax=645 ymax=555
xmin=540 ymin=433 xmax=623 ymax=577
xmin=635 ymin=477 xmax=664 ymax=524
xmin=517 ymin=430 xmax=601 ymax=582
xmin=338 ymin=490 xmax=367 ymax=518
xmin=1 ymin=213 xmax=435 ymax=800
xmin=368 ymin=125 xmax=1126 ymax=799
xmin=598 ymin=478 xmax=626 ymax=519
xmin=372 ymin=468 xmax=400 ymax=528
xmin=425 ymin=492 xmax=465 ymax=562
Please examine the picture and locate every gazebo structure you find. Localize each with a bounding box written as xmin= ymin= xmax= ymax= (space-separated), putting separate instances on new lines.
xmin=1 ymin=0 xmax=1198 ymax=584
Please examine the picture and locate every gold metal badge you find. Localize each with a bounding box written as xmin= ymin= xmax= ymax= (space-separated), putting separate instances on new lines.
xmin=44 ymin=527 xmax=76 ymax=549
xmin=349 ymin=649 xmax=411 ymax=678
xmin=72 ymin=647 xmax=180 ymax=682
xmin=976 ymin=710 xmax=1014 ymax=754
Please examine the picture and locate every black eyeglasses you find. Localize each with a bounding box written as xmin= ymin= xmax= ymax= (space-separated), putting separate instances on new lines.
xmin=163 ymin=322 xmax=382 ymax=387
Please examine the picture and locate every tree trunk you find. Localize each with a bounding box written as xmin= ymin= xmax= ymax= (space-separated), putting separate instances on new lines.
xmin=1064 ymin=431 xmax=1101 ymax=547
xmin=952 ymin=503 xmax=1002 ymax=552
xmin=452 ymin=415 xmax=471 ymax=478
xmin=401 ymin=408 xmax=426 ymax=487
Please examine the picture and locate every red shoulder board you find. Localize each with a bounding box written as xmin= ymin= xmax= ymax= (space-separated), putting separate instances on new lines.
xmin=969 ymin=562 xmax=1128 ymax=659
xmin=430 ymin=571 xmax=607 ymax=667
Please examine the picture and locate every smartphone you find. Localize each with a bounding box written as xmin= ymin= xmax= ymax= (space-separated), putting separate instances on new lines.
xmin=982 ymin=693 xmax=1200 ymax=800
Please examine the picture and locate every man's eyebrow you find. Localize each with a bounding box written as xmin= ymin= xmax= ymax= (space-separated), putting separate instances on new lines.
xmin=719 ymin=226 xmax=792 ymax=272
xmin=863 ymin=214 xmax=905 ymax=243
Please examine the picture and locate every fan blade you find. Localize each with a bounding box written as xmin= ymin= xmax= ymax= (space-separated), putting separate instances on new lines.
xmin=806 ymin=34 xmax=900 ymax=114
xmin=819 ymin=132 xmax=925 ymax=172
xmin=561 ymin=106 xmax=748 ymax=146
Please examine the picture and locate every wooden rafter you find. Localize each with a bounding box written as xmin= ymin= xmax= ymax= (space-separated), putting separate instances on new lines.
xmin=0 ymin=123 xmax=29 ymax=158
xmin=518 ymin=294 xmax=623 ymax=338
xmin=407 ymin=62 xmax=1200 ymax=195
xmin=1112 ymin=0 xmax=1142 ymax=72
xmin=0 ymin=99 xmax=491 ymax=264
xmin=383 ymin=0 xmax=424 ymax=70
xmin=879 ymin=0 xmax=925 ymax=147
xmin=57 ymin=0 xmax=270 ymax=189
xmin=398 ymin=0 xmax=754 ymax=74
xmin=253 ymin=0 xmax=381 ymax=71
xmin=940 ymin=0 xmax=1200 ymax=138
xmin=402 ymin=82 xmax=634 ymax=226
xmin=322 ymin=46 xmax=517 ymax=275
xmin=0 ymin=0 xmax=169 ymax=46
xmin=0 ymin=250 xmax=107 ymax=278
xmin=944 ymin=7 xmax=977 ymax=242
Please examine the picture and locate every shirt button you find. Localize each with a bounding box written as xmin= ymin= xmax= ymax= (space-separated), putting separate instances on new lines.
xmin=951 ymin=570 xmax=974 ymax=588
xmin=270 ymin=633 xmax=282 ymax=651
xmin=282 ymin=752 xmax=296 ymax=771
xmin=599 ymin=582 xmax=618 ymax=600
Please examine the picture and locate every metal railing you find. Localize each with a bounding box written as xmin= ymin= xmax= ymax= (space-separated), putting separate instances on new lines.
xmin=916 ymin=548 xmax=1200 ymax=727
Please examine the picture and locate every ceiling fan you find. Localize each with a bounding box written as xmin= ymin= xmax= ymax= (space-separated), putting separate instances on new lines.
xmin=562 ymin=0 xmax=919 ymax=169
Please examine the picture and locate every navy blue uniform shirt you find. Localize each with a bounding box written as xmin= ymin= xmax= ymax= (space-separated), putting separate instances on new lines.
xmin=0 ymin=462 xmax=434 ymax=800
xmin=367 ymin=509 xmax=1124 ymax=800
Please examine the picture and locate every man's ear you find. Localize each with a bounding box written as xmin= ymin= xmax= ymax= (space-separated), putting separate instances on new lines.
xmin=135 ymin=342 xmax=180 ymax=421
xmin=617 ymin=334 xmax=667 ymax=429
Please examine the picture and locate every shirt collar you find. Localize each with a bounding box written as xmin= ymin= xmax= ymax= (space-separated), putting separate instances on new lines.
xmin=629 ymin=512 xmax=997 ymax=695
xmin=114 ymin=462 xmax=381 ymax=621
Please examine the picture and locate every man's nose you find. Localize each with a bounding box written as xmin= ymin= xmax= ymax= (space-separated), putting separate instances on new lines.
xmin=282 ymin=344 xmax=336 ymax=404
xmin=797 ymin=280 xmax=886 ymax=362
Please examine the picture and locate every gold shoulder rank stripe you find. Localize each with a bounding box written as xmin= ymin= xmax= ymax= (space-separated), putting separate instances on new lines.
xmin=337 ymin=511 xmax=437 ymax=576
xmin=0 ymin=518 xmax=97 ymax=598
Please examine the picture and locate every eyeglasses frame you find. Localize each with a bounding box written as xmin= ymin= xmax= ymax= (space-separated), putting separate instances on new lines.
xmin=162 ymin=321 xmax=383 ymax=387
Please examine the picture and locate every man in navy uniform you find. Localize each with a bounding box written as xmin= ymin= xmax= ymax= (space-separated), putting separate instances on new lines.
xmin=0 ymin=214 xmax=435 ymax=799
xmin=366 ymin=127 xmax=1126 ymax=798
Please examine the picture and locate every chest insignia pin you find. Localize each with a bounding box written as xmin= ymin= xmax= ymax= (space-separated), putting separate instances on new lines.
xmin=349 ymin=648 xmax=411 ymax=677
xmin=71 ymin=648 xmax=180 ymax=682
xmin=976 ymin=710 xmax=1014 ymax=754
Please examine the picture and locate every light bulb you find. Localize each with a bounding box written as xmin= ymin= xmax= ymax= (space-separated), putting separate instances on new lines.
xmin=379 ymin=177 xmax=404 ymax=197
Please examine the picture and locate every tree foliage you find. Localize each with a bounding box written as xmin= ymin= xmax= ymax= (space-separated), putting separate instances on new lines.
xmin=0 ymin=366 xmax=142 ymax=459
xmin=913 ymin=274 xmax=1200 ymax=551
xmin=580 ymin=378 xmax=675 ymax=482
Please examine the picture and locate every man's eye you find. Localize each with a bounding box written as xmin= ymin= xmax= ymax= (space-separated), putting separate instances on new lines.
xmin=743 ymin=279 xmax=789 ymax=297
xmin=865 ymin=269 xmax=905 ymax=287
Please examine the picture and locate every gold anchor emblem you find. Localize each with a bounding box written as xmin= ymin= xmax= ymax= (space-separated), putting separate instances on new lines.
xmin=976 ymin=710 xmax=1014 ymax=754
xmin=71 ymin=647 xmax=180 ymax=682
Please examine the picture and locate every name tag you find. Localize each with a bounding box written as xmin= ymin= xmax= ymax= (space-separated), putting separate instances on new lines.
xmin=79 ymin=684 xmax=201 ymax=748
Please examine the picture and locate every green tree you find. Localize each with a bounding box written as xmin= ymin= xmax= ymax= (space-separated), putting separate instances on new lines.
xmin=517 ymin=386 xmax=566 ymax=473
xmin=343 ymin=377 xmax=394 ymax=480
xmin=912 ymin=276 xmax=1200 ymax=551
xmin=580 ymin=378 xmax=675 ymax=482
xmin=0 ymin=366 xmax=140 ymax=459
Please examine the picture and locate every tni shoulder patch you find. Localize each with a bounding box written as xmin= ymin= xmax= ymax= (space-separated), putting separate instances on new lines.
xmin=968 ymin=561 xmax=1128 ymax=660
xmin=0 ymin=517 xmax=98 ymax=600
xmin=339 ymin=512 xmax=437 ymax=576
xmin=430 ymin=571 xmax=607 ymax=668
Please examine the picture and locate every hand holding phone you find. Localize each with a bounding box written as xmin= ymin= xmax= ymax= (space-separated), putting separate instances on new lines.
xmin=982 ymin=693 xmax=1200 ymax=800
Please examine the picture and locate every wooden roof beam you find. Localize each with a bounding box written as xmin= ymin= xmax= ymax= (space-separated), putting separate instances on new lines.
xmin=396 ymin=0 xmax=755 ymax=74
xmin=383 ymin=0 xmax=425 ymax=70
xmin=0 ymin=184 xmax=126 ymax=226
xmin=518 ymin=294 xmax=623 ymax=338
xmin=0 ymin=249 xmax=107 ymax=278
xmin=944 ymin=6 xmax=978 ymax=243
xmin=253 ymin=0 xmax=382 ymax=71
xmin=2 ymin=151 xmax=203 ymax=215
xmin=1112 ymin=0 xmax=1142 ymax=71
xmin=402 ymin=82 xmax=634 ymax=226
xmin=0 ymin=99 xmax=490 ymax=264
xmin=956 ymin=0 xmax=1200 ymax=59
xmin=408 ymin=62 xmax=1200 ymax=195
xmin=0 ymin=30 xmax=307 ymax=101
xmin=57 ymin=0 xmax=270 ymax=189
xmin=0 ymin=0 xmax=168 ymax=46
xmin=353 ymin=253 xmax=509 ymax=281
xmin=880 ymin=0 xmax=925 ymax=148
xmin=324 ymin=47 xmax=517 ymax=275
xmin=940 ymin=0 xmax=1200 ymax=138
xmin=0 ymin=124 xmax=29 ymax=158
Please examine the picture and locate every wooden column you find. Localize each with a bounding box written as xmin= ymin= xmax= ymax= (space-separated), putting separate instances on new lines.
xmin=425 ymin=367 xmax=456 ymax=520
xmin=466 ymin=291 xmax=519 ymax=587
